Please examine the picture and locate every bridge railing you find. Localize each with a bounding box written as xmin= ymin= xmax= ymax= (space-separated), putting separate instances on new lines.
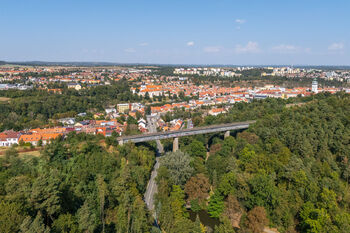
xmin=117 ymin=120 xmax=256 ymax=144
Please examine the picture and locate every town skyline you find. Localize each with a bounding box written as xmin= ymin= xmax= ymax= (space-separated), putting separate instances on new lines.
xmin=2 ymin=61 xmax=350 ymax=69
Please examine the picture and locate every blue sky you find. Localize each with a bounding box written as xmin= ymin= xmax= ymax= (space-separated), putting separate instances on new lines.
xmin=1 ymin=0 xmax=349 ymax=65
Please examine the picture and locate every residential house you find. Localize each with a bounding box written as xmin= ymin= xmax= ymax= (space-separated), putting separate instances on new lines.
xmin=209 ymin=108 xmax=227 ymax=116
xmin=138 ymin=118 xmax=147 ymax=129
xmin=0 ymin=131 xmax=20 ymax=147
xmin=19 ymin=133 xmax=42 ymax=146
xmin=117 ymin=103 xmax=130 ymax=113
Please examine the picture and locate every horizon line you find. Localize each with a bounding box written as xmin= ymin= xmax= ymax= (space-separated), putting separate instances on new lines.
xmin=2 ymin=60 xmax=350 ymax=68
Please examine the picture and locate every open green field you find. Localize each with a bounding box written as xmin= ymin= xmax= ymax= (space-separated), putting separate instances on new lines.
xmin=0 ymin=97 xmax=11 ymax=102
xmin=0 ymin=147 xmax=41 ymax=157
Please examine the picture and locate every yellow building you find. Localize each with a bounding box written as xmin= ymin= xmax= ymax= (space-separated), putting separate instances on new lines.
xmin=117 ymin=103 xmax=130 ymax=113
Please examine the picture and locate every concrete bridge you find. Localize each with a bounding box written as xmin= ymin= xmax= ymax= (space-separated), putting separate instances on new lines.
xmin=117 ymin=120 xmax=256 ymax=151
xmin=121 ymin=120 xmax=256 ymax=216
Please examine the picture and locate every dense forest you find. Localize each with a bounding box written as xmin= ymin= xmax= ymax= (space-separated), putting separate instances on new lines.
xmin=0 ymin=133 xmax=155 ymax=232
xmin=0 ymin=81 xmax=140 ymax=131
xmin=155 ymin=93 xmax=350 ymax=232
xmin=1 ymin=93 xmax=350 ymax=232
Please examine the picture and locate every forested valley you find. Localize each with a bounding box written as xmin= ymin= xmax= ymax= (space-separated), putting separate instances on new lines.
xmin=0 ymin=133 xmax=155 ymax=232
xmin=155 ymin=93 xmax=350 ymax=233
xmin=1 ymin=93 xmax=350 ymax=232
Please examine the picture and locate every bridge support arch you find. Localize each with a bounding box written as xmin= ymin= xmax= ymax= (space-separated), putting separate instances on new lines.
xmin=173 ymin=137 xmax=179 ymax=152
xmin=224 ymin=130 xmax=230 ymax=139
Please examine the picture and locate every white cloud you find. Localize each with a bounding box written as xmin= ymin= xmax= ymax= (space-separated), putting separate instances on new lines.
xmin=204 ymin=46 xmax=221 ymax=53
xmin=271 ymin=44 xmax=312 ymax=54
xmin=187 ymin=41 xmax=195 ymax=46
xmin=124 ymin=48 xmax=136 ymax=53
xmin=235 ymin=19 xmax=246 ymax=24
xmin=235 ymin=41 xmax=260 ymax=54
xmin=139 ymin=42 xmax=149 ymax=46
xmin=272 ymin=44 xmax=298 ymax=53
xmin=328 ymin=42 xmax=344 ymax=50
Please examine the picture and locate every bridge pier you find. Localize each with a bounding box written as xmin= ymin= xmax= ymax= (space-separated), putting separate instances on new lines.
xmin=173 ymin=137 xmax=179 ymax=152
xmin=119 ymin=140 xmax=124 ymax=146
xmin=224 ymin=130 xmax=230 ymax=138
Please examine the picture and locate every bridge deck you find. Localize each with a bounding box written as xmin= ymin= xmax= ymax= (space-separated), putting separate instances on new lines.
xmin=117 ymin=120 xmax=256 ymax=143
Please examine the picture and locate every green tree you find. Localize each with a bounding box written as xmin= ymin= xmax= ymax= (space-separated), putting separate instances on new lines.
xmin=160 ymin=150 xmax=194 ymax=187
xmin=130 ymin=195 xmax=150 ymax=233
xmin=77 ymin=200 xmax=97 ymax=233
xmin=96 ymin=174 xmax=108 ymax=233
xmin=299 ymin=202 xmax=333 ymax=233
xmin=29 ymin=171 xmax=61 ymax=221
xmin=218 ymin=136 xmax=236 ymax=157
xmin=208 ymin=191 xmax=225 ymax=218
xmin=215 ymin=216 xmax=236 ymax=233
xmin=52 ymin=213 xmax=79 ymax=233
xmin=0 ymin=201 xmax=24 ymax=233
xmin=5 ymin=175 xmax=32 ymax=209
xmin=37 ymin=139 xmax=43 ymax=147
xmin=170 ymin=185 xmax=187 ymax=220
xmin=145 ymin=105 xmax=151 ymax=115
xmin=187 ymin=140 xmax=207 ymax=159
xmin=127 ymin=116 xmax=138 ymax=125
xmin=246 ymin=173 xmax=280 ymax=212
xmin=20 ymin=212 xmax=50 ymax=233
xmin=5 ymin=147 xmax=18 ymax=159
xmin=217 ymin=172 xmax=236 ymax=196
xmin=334 ymin=212 xmax=350 ymax=233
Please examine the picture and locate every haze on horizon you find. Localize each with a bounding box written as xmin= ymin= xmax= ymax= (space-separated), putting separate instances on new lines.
xmin=1 ymin=0 xmax=349 ymax=65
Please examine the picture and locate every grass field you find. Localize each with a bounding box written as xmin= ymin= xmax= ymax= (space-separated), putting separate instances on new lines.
xmin=0 ymin=147 xmax=41 ymax=157
xmin=0 ymin=97 xmax=11 ymax=102
xmin=0 ymin=147 xmax=7 ymax=154
xmin=20 ymin=150 xmax=41 ymax=157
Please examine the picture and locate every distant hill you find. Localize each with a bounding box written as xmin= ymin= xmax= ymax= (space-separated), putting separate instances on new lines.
xmin=5 ymin=61 xmax=121 ymax=67
xmin=3 ymin=61 xmax=160 ymax=67
xmin=1 ymin=61 xmax=350 ymax=69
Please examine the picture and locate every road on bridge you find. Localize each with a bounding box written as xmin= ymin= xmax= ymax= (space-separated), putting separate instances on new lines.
xmin=118 ymin=120 xmax=256 ymax=144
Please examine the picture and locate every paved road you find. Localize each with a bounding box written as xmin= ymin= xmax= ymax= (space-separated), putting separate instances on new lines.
xmin=144 ymin=157 xmax=160 ymax=214
xmin=146 ymin=115 xmax=164 ymax=153
xmin=144 ymin=114 xmax=163 ymax=214
xmin=187 ymin=119 xmax=193 ymax=129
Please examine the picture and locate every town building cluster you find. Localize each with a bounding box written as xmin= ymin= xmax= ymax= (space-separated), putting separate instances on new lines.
xmin=0 ymin=119 xmax=133 ymax=147
xmin=261 ymin=67 xmax=350 ymax=82
xmin=0 ymin=66 xmax=151 ymax=90
xmin=1 ymin=65 xmax=350 ymax=147
xmin=174 ymin=67 xmax=250 ymax=77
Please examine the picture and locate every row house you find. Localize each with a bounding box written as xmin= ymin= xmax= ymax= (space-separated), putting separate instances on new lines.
xmin=0 ymin=131 xmax=20 ymax=147
xmin=209 ymin=108 xmax=227 ymax=116
xmin=19 ymin=133 xmax=62 ymax=146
